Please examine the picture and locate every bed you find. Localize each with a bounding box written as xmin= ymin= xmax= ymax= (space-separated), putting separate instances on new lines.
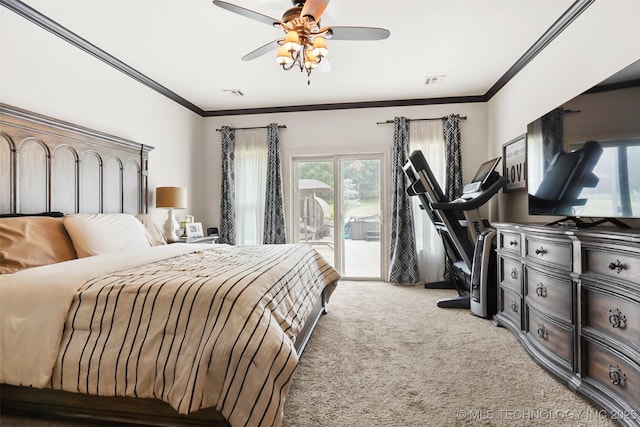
xmin=0 ymin=103 xmax=339 ymax=427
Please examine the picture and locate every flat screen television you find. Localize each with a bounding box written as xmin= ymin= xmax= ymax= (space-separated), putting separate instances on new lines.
xmin=526 ymin=58 xmax=640 ymax=225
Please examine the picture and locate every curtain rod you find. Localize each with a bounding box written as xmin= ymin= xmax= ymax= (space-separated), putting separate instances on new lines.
xmin=376 ymin=115 xmax=467 ymax=125
xmin=216 ymin=125 xmax=287 ymax=131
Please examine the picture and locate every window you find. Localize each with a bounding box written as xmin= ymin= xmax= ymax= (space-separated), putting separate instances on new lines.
xmin=235 ymin=130 xmax=267 ymax=245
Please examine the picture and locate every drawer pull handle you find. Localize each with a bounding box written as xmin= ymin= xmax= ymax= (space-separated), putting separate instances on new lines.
xmin=608 ymin=365 xmax=627 ymax=386
xmin=509 ymin=240 xmax=518 ymax=247
xmin=535 ymin=247 xmax=547 ymax=256
xmin=510 ymin=301 xmax=519 ymax=313
xmin=537 ymin=324 xmax=548 ymax=339
xmin=535 ymin=283 xmax=547 ymax=297
xmin=608 ymin=259 xmax=626 ymax=274
xmin=609 ymin=308 xmax=627 ymax=329
xmin=510 ymin=268 xmax=519 ymax=280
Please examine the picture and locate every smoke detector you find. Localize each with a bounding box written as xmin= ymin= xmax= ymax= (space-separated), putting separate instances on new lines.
xmin=424 ymin=75 xmax=446 ymax=85
xmin=223 ymin=89 xmax=245 ymax=96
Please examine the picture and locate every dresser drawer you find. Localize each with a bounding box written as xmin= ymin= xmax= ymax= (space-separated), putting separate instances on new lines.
xmin=583 ymin=245 xmax=640 ymax=287
xmin=582 ymin=339 xmax=640 ymax=412
xmin=499 ymin=255 xmax=521 ymax=293
xmin=525 ymin=266 xmax=572 ymax=322
xmin=500 ymin=286 xmax=522 ymax=328
xmin=583 ymin=286 xmax=640 ymax=355
xmin=499 ymin=230 xmax=521 ymax=255
xmin=527 ymin=306 xmax=573 ymax=366
xmin=526 ymin=236 xmax=572 ymax=271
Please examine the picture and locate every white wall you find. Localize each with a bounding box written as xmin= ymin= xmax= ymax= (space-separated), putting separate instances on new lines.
xmin=0 ymin=8 xmax=202 ymax=226
xmin=488 ymin=0 xmax=640 ymax=227
xmin=198 ymin=103 xmax=488 ymax=236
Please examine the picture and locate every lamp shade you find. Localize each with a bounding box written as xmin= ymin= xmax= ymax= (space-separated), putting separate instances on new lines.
xmin=156 ymin=187 xmax=187 ymax=209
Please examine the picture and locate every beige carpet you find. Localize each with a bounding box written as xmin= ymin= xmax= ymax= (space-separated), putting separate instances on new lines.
xmin=283 ymin=281 xmax=614 ymax=427
xmin=2 ymin=281 xmax=614 ymax=427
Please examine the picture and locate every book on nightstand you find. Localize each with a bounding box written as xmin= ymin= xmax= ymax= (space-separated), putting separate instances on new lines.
xmin=173 ymin=235 xmax=219 ymax=244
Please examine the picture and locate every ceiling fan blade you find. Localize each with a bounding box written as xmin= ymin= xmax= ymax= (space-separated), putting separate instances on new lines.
xmin=241 ymin=39 xmax=280 ymax=61
xmin=300 ymin=0 xmax=330 ymax=22
xmin=212 ymin=1 xmax=281 ymax=27
xmin=328 ymin=26 xmax=390 ymax=41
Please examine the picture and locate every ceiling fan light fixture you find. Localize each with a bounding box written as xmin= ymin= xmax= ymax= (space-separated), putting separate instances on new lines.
xmin=212 ymin=0 xmax=389 ymax=84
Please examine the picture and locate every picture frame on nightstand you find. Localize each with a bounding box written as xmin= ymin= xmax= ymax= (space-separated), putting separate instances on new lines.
xmin=186 ymin=222 xmax=204 ymax=238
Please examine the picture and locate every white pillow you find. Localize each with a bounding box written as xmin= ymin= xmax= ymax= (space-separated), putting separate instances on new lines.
xmin=64 ymin=213 xmax=151 ymax=258
xmin=135 ymin=213 xmax=167 ymax=246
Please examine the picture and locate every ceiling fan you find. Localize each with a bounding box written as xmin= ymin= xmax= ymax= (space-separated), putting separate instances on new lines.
xmin=212 ymin=0 xmax=390 ymax=83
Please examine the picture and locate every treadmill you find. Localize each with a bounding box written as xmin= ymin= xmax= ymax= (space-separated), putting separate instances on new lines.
xmin=403 ymin=151 xmax=505 ymax=310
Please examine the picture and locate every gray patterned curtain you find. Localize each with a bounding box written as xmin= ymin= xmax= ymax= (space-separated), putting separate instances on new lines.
xmin=219 ymin=126 xmax=236 ymax=245
xmin=263 ymin=123 xmax=287 ymax=244
xmin=442 ymin=114 xmax=463 ymax=280
xmin=443 ymin=114 xmax=463 ymax=200
xmin=389 ymin=117 xmax=419 ymax=284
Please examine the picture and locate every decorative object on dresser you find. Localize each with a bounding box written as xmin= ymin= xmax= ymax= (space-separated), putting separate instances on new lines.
xmin=502 ymin=134 xmax=527 ymax=193
xmin=155 ymin=186 xmax=187 ymax=242
xmin=494 ymin=223 xmax=640 ymax=426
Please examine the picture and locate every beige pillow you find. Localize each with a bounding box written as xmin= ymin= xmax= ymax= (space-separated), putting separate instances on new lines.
xmin=63 ymin=213 xmax=151 ymax=258
xmin=135 ymin=214 xmax=167 ymax=246
xmin=0 ymin=216 xmax=77 ymax=274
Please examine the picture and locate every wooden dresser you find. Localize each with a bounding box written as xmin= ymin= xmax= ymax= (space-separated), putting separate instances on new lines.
xmin=493 ymin=223 xmax=639 ymax=426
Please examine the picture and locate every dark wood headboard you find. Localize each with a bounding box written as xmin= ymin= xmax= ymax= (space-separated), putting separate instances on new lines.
xmin=0 ymin=103 xmax=153 ymax=215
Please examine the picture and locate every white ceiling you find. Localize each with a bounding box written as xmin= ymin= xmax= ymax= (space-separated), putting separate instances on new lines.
xmin=12 ymin=0 xmax=577 ymax=114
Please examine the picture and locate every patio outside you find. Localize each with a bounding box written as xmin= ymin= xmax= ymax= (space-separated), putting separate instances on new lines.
xmin=304 ymin=200 xmax=381 ymax=279
xmin=298 ymin=158 xmax=381 ymax=279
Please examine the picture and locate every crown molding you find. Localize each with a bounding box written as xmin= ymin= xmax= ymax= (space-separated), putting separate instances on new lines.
xmin=0 ymin=0 xmax=205 ymax=116
xmin=202 ymin=95 xmax=488 ymax=117
xmin=484 ymin=0 xmax=595 ymax=100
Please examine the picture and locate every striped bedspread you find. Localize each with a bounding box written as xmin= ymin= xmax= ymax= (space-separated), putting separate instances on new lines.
xmin=47 ymin=244 xmax=338 ymax=427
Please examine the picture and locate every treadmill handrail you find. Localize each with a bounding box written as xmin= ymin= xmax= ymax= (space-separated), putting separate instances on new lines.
xmin=431 ymin=176 xmax=506 ymax=211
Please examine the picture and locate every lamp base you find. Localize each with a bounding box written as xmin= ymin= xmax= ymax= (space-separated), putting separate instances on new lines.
xmin=163 ymin=208 xmax=180 ymax=242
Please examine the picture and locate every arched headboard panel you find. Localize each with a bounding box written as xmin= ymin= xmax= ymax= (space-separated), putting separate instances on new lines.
xmin=51 ymin=145 xmax=79 ymax=214
xmin=0 ymin=134 xmax=14 ymax=210
xmin=16 ymin=138 xmax=49 ymax=213
xmin=0 ymin=103 xmax=153 ymax=215
xmin=103 ymin=156 xmax=123 ymax=213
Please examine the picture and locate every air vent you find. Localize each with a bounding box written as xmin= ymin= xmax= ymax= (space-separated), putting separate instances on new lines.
xmin=223 ymin=89 xmax=245 ymax=96
xmin=424 ymin=75 xmax=446 ymax=85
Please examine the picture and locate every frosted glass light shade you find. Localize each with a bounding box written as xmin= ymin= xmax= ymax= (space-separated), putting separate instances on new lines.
xmin=277 ymin=45 xmax=294 ymax=66
xmin=312 ymin=36 xmax=328 ymax=58
xmin=284 ymin=31 xmax=301 ymax=52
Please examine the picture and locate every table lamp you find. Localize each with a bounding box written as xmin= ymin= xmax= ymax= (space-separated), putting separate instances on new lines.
xmin=156 ymin=186 xmax=187 ymax=242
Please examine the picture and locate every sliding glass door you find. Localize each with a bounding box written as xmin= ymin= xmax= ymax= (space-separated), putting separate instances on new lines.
xmin=293 ymin=155 xmax=383 ymax=279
